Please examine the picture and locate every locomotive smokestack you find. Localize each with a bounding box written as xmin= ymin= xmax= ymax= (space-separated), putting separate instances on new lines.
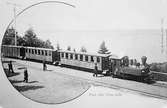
xmin=141 ymin=56 xmax=147 ymax=66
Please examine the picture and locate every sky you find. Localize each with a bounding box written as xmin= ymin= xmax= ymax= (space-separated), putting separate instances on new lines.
xmin=0 ymin=0 xmax=167 ymax=63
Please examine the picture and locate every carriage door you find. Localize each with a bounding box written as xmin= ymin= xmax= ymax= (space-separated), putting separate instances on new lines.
xmin=102 ymin=57 xmax=109 ymax=70
xmin=20 ymin=47 xmax=25 ymax=59
xmin=52 ymin=50 xmax=60 ymax=62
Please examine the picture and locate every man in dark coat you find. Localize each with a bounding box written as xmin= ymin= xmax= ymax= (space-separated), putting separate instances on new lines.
xmin=93 ymin=63 xmax=98 ymax=77
xmin=23 ymin=68 xmax=28 ymax=83
xmin=8 ymin=61 xmax=14 ymax=73
xmin=43 ymin=60 xmax=47 ymax=71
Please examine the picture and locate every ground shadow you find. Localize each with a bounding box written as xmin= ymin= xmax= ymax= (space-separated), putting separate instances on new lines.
xmin=13 ymin=85 xmax=44 ymax=92
xmin=10 ymin=79 xmax=39 ymax=84
xmin=9 ymin=79 xmax=23 ymax=83
xmin=1 ymin=60 xmax=16 ymax=64
xmin=28 ymin=81 xmax=39 ymax=83
xmin=122 ymin=76 xmax=156 ymax=84
xmin=46 ymin=69 xmax=53 ymax=71
xmin=17 ymin=67 xmax=26 ymax=70
xmin=3 ymin=68 xmax=20 ymax=77
xmin=146 ymin=80 xmax=156 ymax=84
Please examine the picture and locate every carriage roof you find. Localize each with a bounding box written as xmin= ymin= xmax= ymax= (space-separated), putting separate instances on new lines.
xmin=25 ymin=46 xmax=54 ymax=51
xmin=2 ymin=45 xmax=23 ymax=48
xmin=109 ymin=54 xmax=121 ymax=60
xmin=2 ymin=45 xmax=54 ymax=51
xmin=59 ymin=50 xmax=112 ymax=57
xmin=2 ymin=45 xmax=120 ymax=59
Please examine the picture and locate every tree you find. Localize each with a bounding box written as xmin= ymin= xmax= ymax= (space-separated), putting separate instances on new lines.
xmin=2 ymin=27 xmax=25 ymax=46
xmin=73 ymin=48 xmax=76 ymax=52
xmin=98 ymin=41 xmax=110 ymax=54
xmin=2 ymin=27 xmax=17 ymax=45
xmin=17 ymin=35 xmax=26 ymax=46
xmin=44 ymin=39 xmax=54 ymax=49
xmin=67 ymin=46 xmax=71 ymax=51
xmin=56 ymin=43 xmax=60 ymax=50
xmin=80 ymin=46 xmax=87 ymax=52
xmin=3 ymin=27 xmax=54 ymax=49
xmin=23 ymin=27 xmax=37 ymax=47
xmin=22 ymin=27 xmax=54 ymax=49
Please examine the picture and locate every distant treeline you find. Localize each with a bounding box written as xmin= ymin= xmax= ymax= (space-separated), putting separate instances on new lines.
xmin=2 ymin=27 xmax=54 ymax=49
xmin=150 ymin=62 xmax=167 ymax=73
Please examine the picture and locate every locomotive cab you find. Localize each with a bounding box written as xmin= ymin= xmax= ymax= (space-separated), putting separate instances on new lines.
xmin=105 ymin=55 xmax=121 ymax=76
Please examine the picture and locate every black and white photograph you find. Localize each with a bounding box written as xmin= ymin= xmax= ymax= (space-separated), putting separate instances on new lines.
xmin=0 ymin=0 xmax=167 ymax=108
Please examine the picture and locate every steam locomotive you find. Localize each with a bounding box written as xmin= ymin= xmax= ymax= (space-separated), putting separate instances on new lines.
xmin=1 ymin=45 xmax=153 ymax=82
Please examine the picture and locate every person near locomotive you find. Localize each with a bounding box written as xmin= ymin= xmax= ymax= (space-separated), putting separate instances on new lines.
xmin=23 ymin=67 xmax=28 ymax=83
xmin=93 ymin=63 xmax=98 ymax=77
xmin=8 ymin=61 xmax=14 ymax=73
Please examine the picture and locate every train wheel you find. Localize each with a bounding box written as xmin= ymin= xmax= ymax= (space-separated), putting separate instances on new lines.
xmin=137 ymin=76 xmax=143 ymax=82
xmin=111 ymin=73 xmax=116 ymax=78
xmin=122 ymin=73 xmax=126 ymax=79
xmin=141 ymin=77 xmax=145 ymax=82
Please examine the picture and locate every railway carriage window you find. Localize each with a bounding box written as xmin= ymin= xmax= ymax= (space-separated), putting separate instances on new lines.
xmin=66 ymin=53 xmax=68 ymax=59
xmin=91 ymin=56 xmax=94 ymax=62
xmin=70 ymin=53 xmax=73 ymax=59
xmin=35 ymin=50 xmax=37 ymax=54
xmin=45 ymin=51 xmax=47 ymax=56
xmin=41 ymin=50 xmax=44 ymax=55
xmin=32 ymin=49 xmax=34 ymax=54
xmin=34 ymin=50 xmax=36 ymax=54
xmin=61 ymin=53 xmax=64 ymax=58
xmin=38 ymin=50 xmax=40 ymax=55
xmin=49 ymin=51 xmax=51 ymax=56
xmin=75 ymin=54 xmax=78 ymax=60
xmin=85 ymin=55 xmax=88 ymax=61
xmin=26 ymin=49 xmax=27 ymax=53
xmin=80 ymin=55 xmax=83 ymax=61
xmin=97 ymin=57 xmax=100 ymax=63
xmin=29 ymin=49 xmax=31 ymax=53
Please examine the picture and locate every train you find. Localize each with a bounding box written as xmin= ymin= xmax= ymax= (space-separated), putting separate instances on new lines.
xmin=1 ymin=45 xmax=153 ymax=82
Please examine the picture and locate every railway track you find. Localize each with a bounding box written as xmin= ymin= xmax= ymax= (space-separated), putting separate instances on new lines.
xmin=2 ymin=58 xmax=167 ymax=100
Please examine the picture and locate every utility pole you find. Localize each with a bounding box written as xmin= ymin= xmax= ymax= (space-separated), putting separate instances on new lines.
xmin=6 ymin=2 xmax=21 ymax=46
xmin=166 ymin=29 xmax=167 ymax=60
xmin=161 ymin=18 xmax=164 ymax=53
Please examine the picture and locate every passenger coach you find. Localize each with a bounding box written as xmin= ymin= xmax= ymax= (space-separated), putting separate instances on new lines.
xmin=59 ymin=50 xmax=111 ymax=72
xmin=25 ymin=47 xmax=59 ymax=63
xmin=1 ymin=45 xmax=22 ymax=58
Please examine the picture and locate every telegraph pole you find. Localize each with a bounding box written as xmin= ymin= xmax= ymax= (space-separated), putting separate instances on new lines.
xmin=6 ymin=2 xmax=21 ymax=46
xmin=161 ymin=18 xmax=164 ymax=53
xmin=166 ymin=29 xmax=167 ymax=60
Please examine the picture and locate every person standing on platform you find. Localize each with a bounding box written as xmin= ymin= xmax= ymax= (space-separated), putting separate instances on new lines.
xmin=23 ymin=67 xmax=28 ymax=83
xmin=93 ymin=63 xmax=98 ymax=77
xmin=43 ymin=60 xmax=47 ymax=71
xmin=8 ymin=61 xmax=14 ymax=73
